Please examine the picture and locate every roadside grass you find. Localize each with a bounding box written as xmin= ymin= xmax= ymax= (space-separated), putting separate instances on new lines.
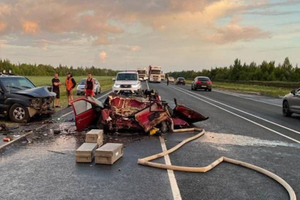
xmin=185 ymin=80 xmax=293 ymax=97
xmin=27 ymin=76 xmax=114 ymax=108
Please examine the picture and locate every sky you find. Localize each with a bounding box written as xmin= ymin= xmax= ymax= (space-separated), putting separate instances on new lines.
xmin=0 ymin=0 xmax=300 ymax=72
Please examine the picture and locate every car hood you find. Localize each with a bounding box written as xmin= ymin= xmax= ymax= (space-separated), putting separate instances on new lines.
xmin=115 ymin=80 xmax=139 ymax=85
xmin=12 ymin=86 xmax=56 ymax=98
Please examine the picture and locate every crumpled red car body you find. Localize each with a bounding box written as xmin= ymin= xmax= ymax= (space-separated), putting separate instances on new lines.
xmin=72 ymin=92 xmax=208 ymax=132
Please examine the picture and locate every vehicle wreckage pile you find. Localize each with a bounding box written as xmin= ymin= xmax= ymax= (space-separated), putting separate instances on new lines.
xmin=72 ymin=90 xmax=208 ymax=134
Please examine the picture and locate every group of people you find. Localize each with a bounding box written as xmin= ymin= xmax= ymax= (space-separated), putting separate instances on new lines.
xmin=51 ymin=72 xmax=95 ymax=107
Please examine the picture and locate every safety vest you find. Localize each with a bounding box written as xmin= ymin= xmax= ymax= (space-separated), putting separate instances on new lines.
xmin=65 ymin=77 xmax=74 ymax=90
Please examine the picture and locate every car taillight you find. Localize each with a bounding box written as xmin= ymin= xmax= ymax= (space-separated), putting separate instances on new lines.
xmin=196 ymin=81 xmax=201 ymax=84
xmin=207 ymin=81 xmax=212 ymax=84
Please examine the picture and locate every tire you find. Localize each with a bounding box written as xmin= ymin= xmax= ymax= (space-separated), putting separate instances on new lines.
xmin=9 ymin=103 xmax=30 ymax=123
xmin=208 ymin=89 xmax=212 ymax=92
xmin=282 ymin=101 xmax=292 ymax=117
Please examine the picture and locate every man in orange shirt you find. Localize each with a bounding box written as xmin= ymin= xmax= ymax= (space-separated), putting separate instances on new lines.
xmin=65 ymin=72 xmax=76 ymax=107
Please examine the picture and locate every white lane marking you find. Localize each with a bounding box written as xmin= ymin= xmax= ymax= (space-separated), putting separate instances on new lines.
xmin=171 ymin=86 xmax=300 ymax=144
xmin=149 ymin=82 xmax=181 ymax=199
xmin=159 ymin=136 xmax=182 ymax=200
xmin=185 ymin=83 xmax=282 ymax=107
xmin=213 ymin=90 xmax=282 ymax=107
xmin=146 ymin=81 xmax=150 ymax=90
xmin=60 ymin=90 xmax=111 ymax=118
xmin=174 ymin=86 xmax=300 ymax=136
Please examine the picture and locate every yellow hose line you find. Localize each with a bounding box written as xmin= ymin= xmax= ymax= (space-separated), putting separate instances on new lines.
xmin=138 ymin=129 xmax=297 ymax=200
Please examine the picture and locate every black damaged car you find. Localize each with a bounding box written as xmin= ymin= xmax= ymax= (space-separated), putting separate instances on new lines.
xmin=0 ymin=75 xmax=56 ymax=122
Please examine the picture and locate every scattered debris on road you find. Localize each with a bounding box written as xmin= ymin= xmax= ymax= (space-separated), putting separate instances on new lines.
xmin=0 ymin=123 xmax=8 ymax=132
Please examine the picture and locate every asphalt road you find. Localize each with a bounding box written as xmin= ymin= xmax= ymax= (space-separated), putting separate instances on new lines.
xmin=0 ymin=82 xmax=299 ymax=200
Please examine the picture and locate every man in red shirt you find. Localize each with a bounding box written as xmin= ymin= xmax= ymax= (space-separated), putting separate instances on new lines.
xmin=85 ymin=73 xmax=95 ymax=97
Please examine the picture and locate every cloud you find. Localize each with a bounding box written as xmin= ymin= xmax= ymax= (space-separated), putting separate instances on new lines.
xmin=129 ymin=46 xmax=141 ymax=51
xmin=99 ymin=51 xmax=107 ymax=63
xmin=22 ymin=21 xmax=39 ymax=34
xmin=93 ymin=35 xmax=111 ymax=46
xmin=0 ymin=22 xmax=7 ymax=32
xmin=205 ymin=18 xmax=271 ymax=44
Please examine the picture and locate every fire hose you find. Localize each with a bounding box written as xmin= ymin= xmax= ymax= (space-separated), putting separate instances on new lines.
xmin=138 ymin=128 xmax=297 ymax=200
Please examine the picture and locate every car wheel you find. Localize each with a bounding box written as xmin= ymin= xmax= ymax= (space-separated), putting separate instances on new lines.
xmin=9 ymin=103 xmax=30 ymax=123
xmin=208 ymin=88 xmax=212 ymax=92
xmin=282 ymin=101 xmax=292 ymax=117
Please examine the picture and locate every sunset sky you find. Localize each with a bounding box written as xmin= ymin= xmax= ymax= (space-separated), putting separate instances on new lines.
xmin=0 ymin=0 xmax=300 ymax=71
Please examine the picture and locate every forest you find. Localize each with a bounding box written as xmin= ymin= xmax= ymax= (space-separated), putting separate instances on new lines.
xmin=169 ymin=57 xmax=300 ymax=82
xmin=1 ymin=57 xmax=300 ymax=82
xmin=0 ymin=59 xmax=117 ymax=76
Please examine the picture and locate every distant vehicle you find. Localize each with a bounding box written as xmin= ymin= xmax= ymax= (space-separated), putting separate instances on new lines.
xmin=282 ymin=88 xmax=300 ymax=117
xmin=161 ymin=71 xmax=165 ymax=81
xmin=175 ymin=77 xmax=186 ymax=85
xmin=0 ymin=74 xmax=56 ymax=122
xmin=168 ymin=77 xmax=175 ymax=83
xmin=191 ymin=76 xmax=212 ymax=91
xmin=148 ymin=65 xmax=161 ymax=83
xmin=137 ymin=68 xmax=148 ymax=81
xmin=76 ymin=78 xmax=101 ymax=96
xmin=112 ymin=72 xmax=141 ymax=94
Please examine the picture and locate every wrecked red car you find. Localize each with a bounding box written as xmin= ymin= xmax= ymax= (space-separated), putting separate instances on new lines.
xmin=72 ymin=90 xmax=208 ymax=133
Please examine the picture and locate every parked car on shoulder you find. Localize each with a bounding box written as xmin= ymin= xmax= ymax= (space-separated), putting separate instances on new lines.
xmin=168 ymin=77 xmax=175 ymax=83
xmin=112 ymin=72 xmax=141 ymax=94
xmin=0 ymin=74 xmax=56 ymax=122
xmin=76 ymin=78 xmax=101 ymax=96
xmin=282 ymin=88 xmax=300 ymax=117
xmin=191 ymin=76 xmax=212 ymax=91
xmin=175 ymin=77 xmax=186 ymax=85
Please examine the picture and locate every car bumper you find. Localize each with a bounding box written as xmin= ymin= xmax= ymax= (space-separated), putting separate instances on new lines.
xmin=113 ymin=87 xmax=141 ymax=94
xmin=27 ymin=107 xmax=55 ymax=117
xmin=195 ymin=84 xmax=212 ymax=89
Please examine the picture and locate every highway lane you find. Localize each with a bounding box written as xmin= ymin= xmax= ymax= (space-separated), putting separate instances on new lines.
xmin=0 ymin=81 xmax=299 ymax=200
xmin=148 ymin=82 xmax=300 ymax=200
xmin=0 ymin=83 xmax=176 ymax=200
xmin=172 ymin=84 xmax=300 ymax=143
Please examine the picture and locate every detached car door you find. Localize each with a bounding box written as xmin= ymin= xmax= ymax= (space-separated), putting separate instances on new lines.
xmin=72 ymin=98 xmax=96 ymax=131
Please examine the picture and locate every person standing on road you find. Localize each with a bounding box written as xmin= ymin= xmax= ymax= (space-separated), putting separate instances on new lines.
xmin=65 ymin=72 xmax=76 ymax=107
xmin=166 ymin=74 xmax=169 ymax=86
xmin=85 ymin=73 xmax=95 ymax=98
xmin=52 ymin=73 xmax=62 ymax=108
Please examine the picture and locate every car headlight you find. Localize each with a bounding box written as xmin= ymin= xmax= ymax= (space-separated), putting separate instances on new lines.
xmin=114 ymin=84 xmax=120 ymax=88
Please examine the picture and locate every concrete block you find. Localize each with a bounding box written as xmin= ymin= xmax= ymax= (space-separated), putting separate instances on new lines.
xmin=95 ymin=143 xmax=123 ymax=165
xmin=76 ymin=143 xmax=98 ymax=163
xmin=86 ymin=129 xmax=103 ymax=143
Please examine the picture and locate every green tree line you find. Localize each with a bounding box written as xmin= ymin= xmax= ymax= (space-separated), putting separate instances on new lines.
xmin=169 ymin=57 xmax=300 ymax=82
xmin=0 ymin=59 xmax=118 ymax=76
